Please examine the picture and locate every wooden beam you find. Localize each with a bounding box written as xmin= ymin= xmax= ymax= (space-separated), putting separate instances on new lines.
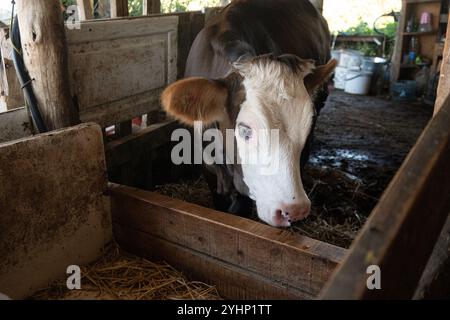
xmin=143 ymin=0 xmax=161 ymax=15
xmin=434 ymin=15 xmax=450 ymax=115
xmin=390 ymin=0 xmax=408 ymax=85
xmin=106 ymin=120 xmax=179 ymax=168
xmin=17 ymin=0 xmax=78 ymax=130
xmin=115 ymin=120 xmax=132 ymax=138
xmin=321 ymin=95 xmax=450 ymax=300
xmin=76 ymin=0 xmax=93 ymax=20
xmin=414 ymin=215 xmax=450 ymax=299
xmin=109 ymin=183 xmax=347 ymax=300
xmin=110 ymin=0 xmax=128 ymax=18
xmin=335 ymin=35 xmax=385 ymax=43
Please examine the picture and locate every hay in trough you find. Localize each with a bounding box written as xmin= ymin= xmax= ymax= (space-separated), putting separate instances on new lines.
xmin=155 ymin=166 xmax=379 ymax=249
xmin=31 ymin=242 xmax=221 ymax=300
xmin=291 ymin=166 xmax=375 ymax=248
xmin=155 ymin=176 xmax=214 ymax=208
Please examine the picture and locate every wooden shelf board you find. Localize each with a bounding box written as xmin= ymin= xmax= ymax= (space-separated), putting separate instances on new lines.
xmin=400 ymin=64 xmax=420 ymax=69
xmin=403 ymin=30 xmax=438 ymax=36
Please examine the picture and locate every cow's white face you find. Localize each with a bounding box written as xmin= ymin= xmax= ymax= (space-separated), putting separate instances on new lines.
xmin=161 ymin=55 xmax=336 ymax=228
xmin=233 ymin=57 xmax=315 ymax=226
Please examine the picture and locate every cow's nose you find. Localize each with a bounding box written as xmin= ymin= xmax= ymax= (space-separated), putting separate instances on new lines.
xmin=274 ymin=201 xmax=311 ymax=226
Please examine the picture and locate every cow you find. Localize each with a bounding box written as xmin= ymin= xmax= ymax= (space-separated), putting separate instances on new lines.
xmin=161 ymin=0 xmax=336 ymax=227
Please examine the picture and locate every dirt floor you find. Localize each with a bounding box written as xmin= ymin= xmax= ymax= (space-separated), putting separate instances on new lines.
xmin=156 ymin=90 xmax=434 ymax=248
xmin=296 ymin=90 xmax=433 ymax=247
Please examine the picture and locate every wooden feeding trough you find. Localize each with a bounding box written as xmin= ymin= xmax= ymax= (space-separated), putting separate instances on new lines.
xmin=0 ymin=122 xmax=344 ymax=299
xmin=0 ymin=1 xmax=449 ymax=300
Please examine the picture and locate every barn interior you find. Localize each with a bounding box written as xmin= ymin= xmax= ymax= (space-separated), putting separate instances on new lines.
xmin=0 ymin=0 xmax=449 ymax=301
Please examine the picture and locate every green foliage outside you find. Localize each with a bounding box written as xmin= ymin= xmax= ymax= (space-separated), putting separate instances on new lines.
xmin=129 ymin=0 xmax=221 ymax=15
xmin=61 ymin=0 xmax=76 ymax=7
xmin=338 ymin=20 xmax=398 ymax=57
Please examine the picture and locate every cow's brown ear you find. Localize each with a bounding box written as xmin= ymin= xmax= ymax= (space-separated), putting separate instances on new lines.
xmin=161 ymin=77 xmax=228 ymax=126
xmin=304 ymin=59 xmax=338 ymax=94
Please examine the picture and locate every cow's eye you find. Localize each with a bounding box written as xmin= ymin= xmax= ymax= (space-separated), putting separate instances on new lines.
xmin=237 ymin=123 xmax=253 ymax=141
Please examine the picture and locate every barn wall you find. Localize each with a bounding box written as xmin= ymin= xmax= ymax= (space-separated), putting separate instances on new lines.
xmin=0 ymin=107 xmax=33 ymax=143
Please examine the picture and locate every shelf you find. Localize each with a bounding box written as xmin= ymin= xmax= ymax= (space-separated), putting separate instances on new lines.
xmin=403 ymin=30 xmax=438 ymax=36
xmin=405 ymin=0 xmax=442 ymax=3
xmin=401 ymin=64 xmax=420 ymax=69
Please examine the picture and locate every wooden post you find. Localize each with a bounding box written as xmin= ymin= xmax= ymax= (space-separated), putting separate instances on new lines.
xmin=17 ymin=0 xmax=78 ymax=130
xmin=434 ymin=16 xmax=450 ymax=116
xmin=109 ymin=0 xmax=130 ymax=134
xmin=110 ymin=0 xmax=129 ymax=18
xmin=143 ymin=0 xmax=161 ymax=15
xmin=77 ymin=0 xmax=93 ymax=21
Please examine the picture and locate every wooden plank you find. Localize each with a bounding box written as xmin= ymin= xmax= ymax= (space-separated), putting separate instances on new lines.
xmin=0 ymin=123 xmax=112 ymax=299
xmin=390 ymin=0 xmax=408 ymax=85
xmin=335 ymin=35 xmax=385 ymax=43
xmin=110 ymin=0 xmax=128 ymax=18
xmin=109 ymin=184 xmax=347 ymax=299
xmin=0 ymin=107 xmax=33 ymax=143
xmin=321 ymin=95 xmax=450 ymax=300
xmin=114 ymin=224 xmax=306 ymax=299
xmin=105 ymin=120 xmax=179 ymax=168
xmin=115 ymin=120 xmax=132 ymax=137
xmin=78 ymin=88 xmax=162 ymax=128
xmin=66 ymin=15 xmax=178 ymax=128
xmin=414 ymin=215 xmax=450 ymax=299
xmin=435 ymin=15 xmax=450 ymax=115
xmin=76 ymin=0 xmax=93 ymax=20
xmin=0 ymin=28 xmax=25 ymax=110
xmin=143 ymin=0 xmax=161 ymax=14
xmin=17 ymin=0 xmax=78 ymax=130
xmin=174 ymin=12 xmax=205 ymax=78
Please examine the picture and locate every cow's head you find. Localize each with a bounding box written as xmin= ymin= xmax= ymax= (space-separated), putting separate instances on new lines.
xmin=161 ymin=55 xmax=336 ymax=227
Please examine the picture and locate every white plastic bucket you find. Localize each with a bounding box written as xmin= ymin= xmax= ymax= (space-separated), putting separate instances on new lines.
xmin=331 ymin=50 xmax=342 ymax=66
xmin=344 ymin=70 xmax=373 ymax=95
xmin=334 ymin=66 xmax=348 ymax=90
xmin=339 ymin=50 xmax=362 ymax=68
xmin=362 ymin=57 xmax=376 ymax=73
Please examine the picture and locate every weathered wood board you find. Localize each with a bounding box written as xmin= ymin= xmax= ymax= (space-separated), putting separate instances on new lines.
xmin=110 ymin=184 xmax=347 ymax=300
xmin=0 ymin=107 xmax=33 ymax=143
xmin=0 ymin=123 xmax=112 ymax=299
xmin=435 ymin=15 xmax=450 ymax=115
xmin=66 ymin=15 xmax=178 ymax=128
xmin=0 ymin=28 xmax=25 ymax=111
